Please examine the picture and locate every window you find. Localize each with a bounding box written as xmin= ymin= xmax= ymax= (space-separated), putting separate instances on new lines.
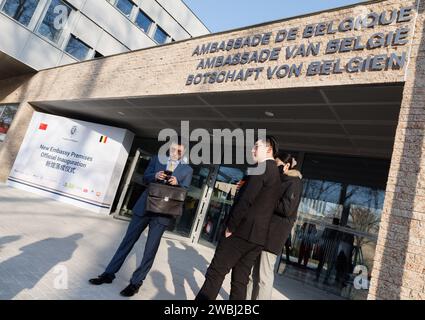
xmin=135 ymin=10 xmax=152 ymax=33
xmin=65 ymin=35 xmax=91 ymax=61
xmin=0 ymin=104 xmax=18 ymax=142
xmin=37 ymin=0 xmax=73 ymax=44
xmin=115 ymin=0 xmax=134 ymax=18
xmin=153 ymin=26 xmax=168 ymax=44
xmin=1 ymin=0 xmax=40 ymax=27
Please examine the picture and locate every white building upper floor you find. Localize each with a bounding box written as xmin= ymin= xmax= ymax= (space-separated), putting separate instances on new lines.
xmin=0 ymin=0 xmax=210 ymax=73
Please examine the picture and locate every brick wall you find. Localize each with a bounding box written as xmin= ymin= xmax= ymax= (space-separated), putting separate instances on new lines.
xmin=0 ymin=0 xmax=413 ymax=105
xmin=1 ymin=0 xmax=424 ymax=300
xmin=368 ymin=0 xmax=425 ymax=300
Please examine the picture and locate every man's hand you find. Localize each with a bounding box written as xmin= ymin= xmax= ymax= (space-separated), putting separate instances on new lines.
xmin=168 ymin=176 xmax=178 ymax=186
xmin=155 ymin=171 xmax=167 ymax=181
xmin=225 ymin=228 xmax=232 ymax=238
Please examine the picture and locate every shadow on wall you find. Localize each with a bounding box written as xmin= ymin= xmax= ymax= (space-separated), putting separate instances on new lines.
xmin=0 ymin=233 xmax=83 ymax=299
xmin=373 ymin=2 xmax=425 ymax=300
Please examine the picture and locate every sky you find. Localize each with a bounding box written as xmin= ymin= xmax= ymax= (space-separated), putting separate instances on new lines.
xmin=182 ymin=0 xmax=368 ymax=33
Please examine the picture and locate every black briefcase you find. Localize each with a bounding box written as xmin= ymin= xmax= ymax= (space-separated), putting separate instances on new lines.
xmin=146 ymin=183 xmax=187 ymax=217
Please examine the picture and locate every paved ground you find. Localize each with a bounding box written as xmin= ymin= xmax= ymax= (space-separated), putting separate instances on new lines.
xmin=0 ymin=183 xmax=340 ymax=300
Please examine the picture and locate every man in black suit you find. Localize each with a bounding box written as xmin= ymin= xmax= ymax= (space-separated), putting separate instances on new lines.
xmin=195 ymin=136 xmax=282 ymax=300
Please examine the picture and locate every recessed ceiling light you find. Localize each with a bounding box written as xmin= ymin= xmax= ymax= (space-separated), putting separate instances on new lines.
xmin=117 ymin=111 xmax=125 ymax=116
xmin=265 ymin=111 xmax=275 ymax=117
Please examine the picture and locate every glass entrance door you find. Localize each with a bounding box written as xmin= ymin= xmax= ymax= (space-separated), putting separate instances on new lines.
xmin=113 ymin=148 xmax=219 ymax=242
xmin=197 ymin=165 xmax=245 ymax=248
xmin=277 ymin=154 xmax=389 ymax=300
xmin=169 ymin=165 xmax=213 ymax=239
xmin=113 ymin=148 xmax=153 ymax=219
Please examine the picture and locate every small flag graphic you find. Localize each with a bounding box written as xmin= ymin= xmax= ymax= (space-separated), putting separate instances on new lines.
xmin=99 ymin=135 xmax=108 ymax=143
xmin=39 ymin=123 xmax=48 ymax=131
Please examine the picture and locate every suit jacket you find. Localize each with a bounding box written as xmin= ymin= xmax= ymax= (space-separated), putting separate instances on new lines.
xmin=132 ymin=155 xmax=193 ymax=226
xmin=264 ymin=169 xmax=303 ymax=255
xmin=226 ymin=159 xmax=282 ymax=246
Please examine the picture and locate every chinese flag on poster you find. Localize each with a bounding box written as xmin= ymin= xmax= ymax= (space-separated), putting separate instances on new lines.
xmin=39 ymin=123 xmax=48 ymax=131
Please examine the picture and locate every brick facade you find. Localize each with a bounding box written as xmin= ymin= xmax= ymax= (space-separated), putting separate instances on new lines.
xmin=368 ymin=0 xmax=425 ymax=300
xmin=0 ymin=0 xmax=424 ymax=299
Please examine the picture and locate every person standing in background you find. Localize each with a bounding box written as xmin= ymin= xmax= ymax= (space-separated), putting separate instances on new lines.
xmin=247 ymin=153 xmax=303 ymax=300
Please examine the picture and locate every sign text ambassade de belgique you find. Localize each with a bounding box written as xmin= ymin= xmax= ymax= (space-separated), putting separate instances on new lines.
xmin=186 ymin=6 xmax=415 ymax=86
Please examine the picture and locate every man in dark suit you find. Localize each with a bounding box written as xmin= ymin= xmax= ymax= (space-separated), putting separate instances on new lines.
xmin=89 ymin=138 xmax=193 ymax=297
xmin=247 ymin=153 xmax=303 ymax=300
xmin=195 ymin=136 xmax=282 ymax=300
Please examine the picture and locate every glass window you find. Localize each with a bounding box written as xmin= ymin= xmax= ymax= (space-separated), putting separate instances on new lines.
xmin=115 ymin=0 xmax=133 ymax=18
xmin=37 ymin=0 xmax=72 ymax=43
xmin=278 ymin=154 xmax=390 ymax=300
xmin=1 ymin=0 xmax=40 ymax=27
xmin=0 ymin=105 xmax=19 ymax=142
xmin=64 ymin=35 xmax=91 ymax=61
xmin=299 ymin=179 xmax=344 ymax=221
xmin=135 ymin=10 xmax=152 ymax=33
xmin=345 ymin=184 xmax=385 ymax=240
xmin=153 ymin=26 xmax=168 ymax=44
xmin=199 ymin=165 xmax=245 ymax=247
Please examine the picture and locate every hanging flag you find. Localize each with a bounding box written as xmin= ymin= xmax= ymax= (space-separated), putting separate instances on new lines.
xmin=99 ymin=135 xmax=108 ymax=143
xmin=39 ymin=123 xmax=48 ymax=131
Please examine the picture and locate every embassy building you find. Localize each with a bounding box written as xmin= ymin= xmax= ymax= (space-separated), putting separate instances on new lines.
xmin=1 ymin=0 xmax=425 ymax=300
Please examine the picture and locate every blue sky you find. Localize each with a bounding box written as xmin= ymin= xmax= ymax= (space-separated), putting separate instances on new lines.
xmin=183 ymin=0 xmax=367 ymax=33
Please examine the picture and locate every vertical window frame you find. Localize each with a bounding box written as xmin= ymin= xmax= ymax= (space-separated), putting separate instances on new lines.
xmin=0 ymin=0 xmax=42 ymax=29
xmin=34 ymin=0 xmax=75 ymax=48
xmin=153 ymin=25 xmax=169 ymax=45
xmin=0 ymin=104 xmax=19 ymax=143
xmin=135 ymin=9 xmax=153 ymax=34
xmin=64 ymin=33 xmax=92 ymax=61
xmin=114 ymin=0 xmax=136 ymax=20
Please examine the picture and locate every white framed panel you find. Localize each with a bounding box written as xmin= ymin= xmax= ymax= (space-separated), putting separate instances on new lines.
xmin=8 ymin=112 xmax=135 ymax=214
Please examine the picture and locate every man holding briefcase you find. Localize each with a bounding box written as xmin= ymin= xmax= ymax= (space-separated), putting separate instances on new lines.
xmin=89 ymin=137 xmax=193 ymax=297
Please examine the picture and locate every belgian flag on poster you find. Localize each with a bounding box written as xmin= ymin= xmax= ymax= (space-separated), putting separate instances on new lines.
xmin=99 ymin=135 xmax=108 ymax=143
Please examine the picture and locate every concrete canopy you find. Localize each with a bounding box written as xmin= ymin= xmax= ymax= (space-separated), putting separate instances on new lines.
xmin=33 ymin=83 xmax=403 ymax=159
xmin=0 ymin=51 xmax=36 ymax=80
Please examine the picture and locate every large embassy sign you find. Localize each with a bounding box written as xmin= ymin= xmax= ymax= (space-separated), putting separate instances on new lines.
xmin=186 ymin=6 xmax=415 ymax=86
xmin=7 ymin=112 xmax=134 ymax=214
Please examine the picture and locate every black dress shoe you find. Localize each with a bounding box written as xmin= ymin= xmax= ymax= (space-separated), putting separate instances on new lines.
xmin=120 ymin=284 xmax=140 ymax=297
xmin=89 ymin=274 xmax=114 ymax=285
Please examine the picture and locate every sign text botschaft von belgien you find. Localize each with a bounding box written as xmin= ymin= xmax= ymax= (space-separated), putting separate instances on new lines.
xmin=186 ymin=6 xmax=415 ymax=86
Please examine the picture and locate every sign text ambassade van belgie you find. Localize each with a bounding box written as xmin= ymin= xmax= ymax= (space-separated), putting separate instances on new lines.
xmin=186 ymin=6 xmax=415 ymax=86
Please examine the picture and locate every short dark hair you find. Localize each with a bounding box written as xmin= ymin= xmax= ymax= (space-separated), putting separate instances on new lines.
xmin=276 ymin=152 xmax=296 ymax=169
